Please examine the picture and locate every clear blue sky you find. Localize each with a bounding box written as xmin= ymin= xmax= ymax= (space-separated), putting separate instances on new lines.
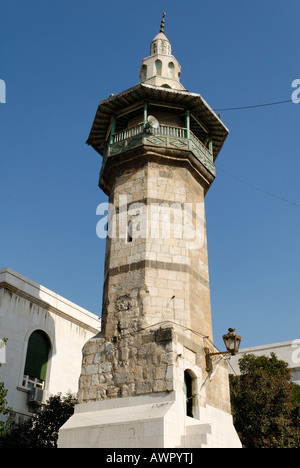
xmin=1 ymin=1 xmax=299 ymax=350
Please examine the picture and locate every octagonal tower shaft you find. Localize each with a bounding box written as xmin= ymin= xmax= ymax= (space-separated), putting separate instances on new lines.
xmin=101 ymin=144 xmax=213 ymax=343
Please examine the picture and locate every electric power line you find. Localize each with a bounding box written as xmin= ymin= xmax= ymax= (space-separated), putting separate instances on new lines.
xmin=215 ymin=166 xmax=300 ymax=208
xmin=211 ymin=96 xmax=299 ymax=206
xmin=214 ymin=99 xmax=293 ymax=112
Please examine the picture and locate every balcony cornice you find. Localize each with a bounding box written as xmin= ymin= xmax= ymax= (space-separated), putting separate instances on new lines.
xmin=86 ymin=83 xmax=229 ymax=162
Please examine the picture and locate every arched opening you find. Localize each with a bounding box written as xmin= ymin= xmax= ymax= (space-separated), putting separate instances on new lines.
xmin=184 ymin=370 xmax=195 ymax=418
xmin=168 ymin=62 xmax=175 ymax=78
xmin=155 ymin=59 xmax=162 ymax=76
xmin=23 ymin=330 xmax=51 ymax=389
xmin=141 ymin=64 xmax=147 ymax=81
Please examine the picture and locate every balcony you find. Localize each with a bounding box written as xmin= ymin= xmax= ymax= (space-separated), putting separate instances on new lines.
xmin=104 ymin=123 xmax=215 ymax=176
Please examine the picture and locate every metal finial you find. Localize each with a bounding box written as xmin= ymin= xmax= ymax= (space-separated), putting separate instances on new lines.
xmin=160 ymin=12 xmax=166 ymax=33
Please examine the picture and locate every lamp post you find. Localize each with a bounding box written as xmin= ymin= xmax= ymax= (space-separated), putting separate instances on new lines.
xmin=204 ymin=328 xmax=241 ymax=372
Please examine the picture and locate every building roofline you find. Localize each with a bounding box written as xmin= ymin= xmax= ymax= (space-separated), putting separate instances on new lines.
xmin=0 ymin=267 xmax=100 ymax=334
xmin=238 ymin=340 xmax=299 ymax=354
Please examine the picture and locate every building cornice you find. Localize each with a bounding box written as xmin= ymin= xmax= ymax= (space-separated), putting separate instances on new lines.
xmin=0 ymin=269 xmax=100 ymax=334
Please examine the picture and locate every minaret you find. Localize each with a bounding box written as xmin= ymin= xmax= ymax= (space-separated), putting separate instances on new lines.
xmin=58 ymin=15 xmax=241 ymax=449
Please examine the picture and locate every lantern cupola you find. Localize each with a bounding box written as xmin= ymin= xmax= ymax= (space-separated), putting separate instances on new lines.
xmin=139 ymin=12 xmax=184 ymax=90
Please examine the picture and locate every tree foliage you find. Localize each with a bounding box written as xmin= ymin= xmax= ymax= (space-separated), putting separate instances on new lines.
xmin=230 ymin=353 xmax=300 ymax=448
xmin=1 ymin=392 xmax=76 ymax=448
xmin=0 ymin=338 xmax=12 ymax=439
xmin=0 ymin=382 xmax=12 ymax=439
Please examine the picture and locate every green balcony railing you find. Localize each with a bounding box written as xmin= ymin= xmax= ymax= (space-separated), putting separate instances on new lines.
xmin=104 ymin=123 xmax=215 ymax=176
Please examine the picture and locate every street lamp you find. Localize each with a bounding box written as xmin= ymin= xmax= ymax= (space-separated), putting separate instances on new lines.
xmin=222 ymin=328 xmax=242 ymax=355
xmin=204 ymin=328 xmax=242 ymax=372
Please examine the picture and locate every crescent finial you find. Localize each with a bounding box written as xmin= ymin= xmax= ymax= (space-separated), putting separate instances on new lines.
xmin=160 ymin=12 xmax=166 ymax=33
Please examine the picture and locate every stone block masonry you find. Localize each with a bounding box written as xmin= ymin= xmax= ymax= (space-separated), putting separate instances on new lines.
xmin=100 ymin=159 xmax=213 ymax=343
xmin=77 ymin=327 xmax=175 ymax=403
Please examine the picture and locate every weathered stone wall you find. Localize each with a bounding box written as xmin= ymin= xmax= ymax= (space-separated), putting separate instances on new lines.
xmin=77 ymin=328 xmax=174 ymax=403
xmin=77 ymin=324 xmax=232 ymax=414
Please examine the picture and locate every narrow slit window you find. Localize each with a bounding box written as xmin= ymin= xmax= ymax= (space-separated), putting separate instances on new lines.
xmin=127 ymin=220 xmax=133 ymax=243
xmin=184 ymin=370 xmax=194 ymax=418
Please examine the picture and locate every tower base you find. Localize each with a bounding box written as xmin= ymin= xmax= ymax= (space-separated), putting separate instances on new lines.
xmin=58 ymin=392 xmax=241 ymax=448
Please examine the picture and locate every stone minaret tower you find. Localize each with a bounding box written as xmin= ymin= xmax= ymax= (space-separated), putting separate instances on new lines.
xmin=58 ymin=15 xmax=241 ymax=448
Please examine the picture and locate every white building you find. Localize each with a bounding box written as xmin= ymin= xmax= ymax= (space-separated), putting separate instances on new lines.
xmin=0 ymin=267 xmax=100 ymax=423
xmin=229 ymin=340 xmax=300 ymax=385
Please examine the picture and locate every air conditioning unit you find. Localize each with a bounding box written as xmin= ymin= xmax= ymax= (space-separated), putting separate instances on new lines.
xmin=29 ymin=387 xmax=47 ymax=404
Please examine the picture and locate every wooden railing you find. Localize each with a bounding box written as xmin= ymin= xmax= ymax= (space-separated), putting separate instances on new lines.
xmin=152 ymin=124 xmax=188 ymax=139
xmin=110 ymin=123 xmax=213 ymax=167
xmin=112 ymin=123 xmax=144 ymax=143
xmin=189 ymin=132 xmax=213 ymax=162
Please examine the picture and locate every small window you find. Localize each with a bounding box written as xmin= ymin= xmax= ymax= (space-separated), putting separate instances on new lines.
xmin=23 ymin=330 xmax=50 ymax=388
